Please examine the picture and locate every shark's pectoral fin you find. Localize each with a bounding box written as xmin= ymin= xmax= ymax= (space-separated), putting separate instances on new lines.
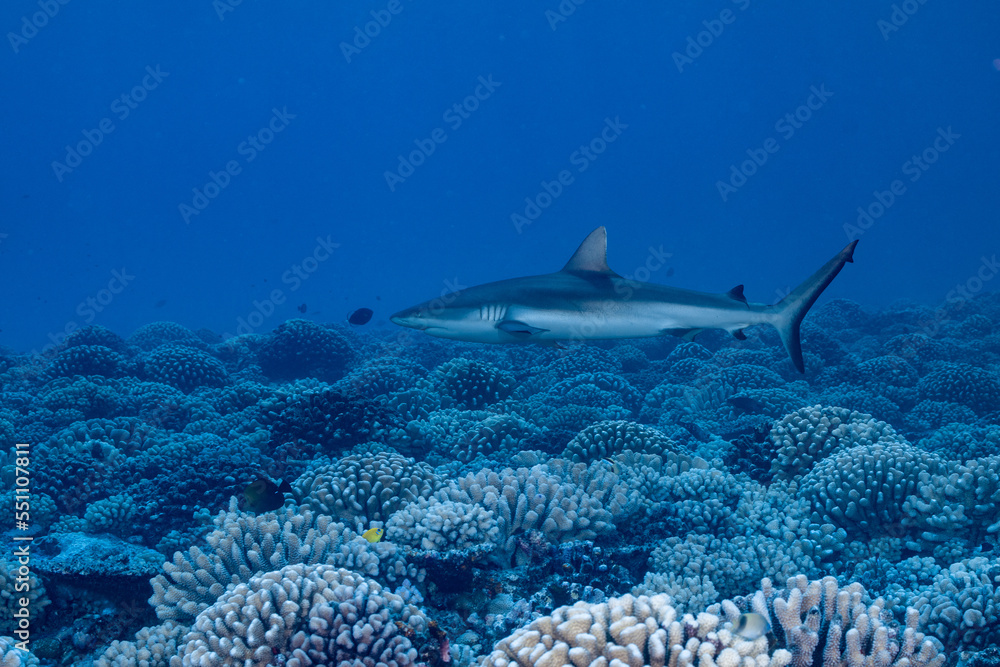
xmin=732 ymin=328 xmax=747 ymax=340
xmin=662 ymin=327 xmax=704 ymax=342
xmin=497 ymin=320 xmax=550 ymax=337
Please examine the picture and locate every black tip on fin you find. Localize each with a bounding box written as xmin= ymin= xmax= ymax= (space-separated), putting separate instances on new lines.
xmin=844 ymin=240 xmax=859 ymax=263
xmin=732 ymin=329 xmax=747 ymax=340
xmin=726 ymin=285 xmax=747 ymax=305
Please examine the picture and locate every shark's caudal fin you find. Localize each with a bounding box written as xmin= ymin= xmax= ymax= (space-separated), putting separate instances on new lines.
xmin=772 ymin=240 xmax=858 ymax=372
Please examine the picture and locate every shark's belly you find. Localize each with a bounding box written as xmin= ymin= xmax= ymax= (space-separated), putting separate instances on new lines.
xmin=506 ymin=302 xmax=753 ymax=341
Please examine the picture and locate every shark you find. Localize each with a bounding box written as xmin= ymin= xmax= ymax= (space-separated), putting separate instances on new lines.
xmin=390 ymin=227 xmax=857 ymax=372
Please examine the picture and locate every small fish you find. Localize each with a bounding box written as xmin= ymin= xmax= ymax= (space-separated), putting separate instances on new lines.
xmin=602 ymin=457 xmax=620 ymax=475
xmin=973 ymin=542 xmax=995 ymax=554
xmin=348 ymin=307 xmax=374 ymax=325
xmin=362 ymin=526 xmax=384 ymax=543
xmin=727 ymin=394 xmax=764 ymax=413
xmin=243 ymin=477 xmax=292 ymax=513
xmin=734 ymin=612 xmax=771 ymax=640
xmin=297 ymin=303 xmax=308 ymax=313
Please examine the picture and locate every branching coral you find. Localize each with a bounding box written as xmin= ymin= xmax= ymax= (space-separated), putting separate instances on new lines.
xmin=562 ymin=420 xmax=678 ymax=463
xmin=257 ymin=319 xmax=353 ymax=382
xmin=176 ymin=564 xmax=428 ymax=667
xmin=484 ymin=592 xmax=779 ymax=667
xmin=45 ymin=344 xmax=125 ymax=379
xmin=149 ymin=500 xmax=419 ymax=623
xmin=797 ymin=441 xmax=943 ymax=540
xmin=140 ymin=344 xmax=229 ymax=393
xmin=96 ymin=620 xmax=188 ymax=667
xmin=451 ymin=461 xmax=616 ymax=562
xmin=716 ymin=575 xmax=945 ymax=667
xmin=128 ymin=322 xmax=209 ymax=352
xmin=917 ymin=362 xmax=1000 ymax=415
xmin=85 ymin=493 xmax=138 ymax=536
xmin=430 ymin=357 xmax=516 ymax=409
xmin=911 ymin=557 xmax=1000 ymax=651
xmin=386 ymin=496 xmax=500 ymax=551
xmin=769 ymin=405 xmax=905 ymax=482
xmin=293 ymin=449 xmax=443 ymax=526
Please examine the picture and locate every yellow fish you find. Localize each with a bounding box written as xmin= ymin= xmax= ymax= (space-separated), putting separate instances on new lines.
xmin=734 ymin=612 xmax=770 ymax=640
xmin=362 ymin=527 xmax=384 ymax=543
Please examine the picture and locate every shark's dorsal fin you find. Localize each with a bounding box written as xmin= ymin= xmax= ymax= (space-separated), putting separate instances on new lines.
xmin=726 ymin=285 xmax=748 ymax=305
xmin=562 ymin=227 xmax=619 ymax=275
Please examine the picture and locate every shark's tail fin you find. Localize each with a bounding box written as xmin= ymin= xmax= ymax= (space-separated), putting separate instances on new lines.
xmin=771 ymin=240 xmax=858 ymax=372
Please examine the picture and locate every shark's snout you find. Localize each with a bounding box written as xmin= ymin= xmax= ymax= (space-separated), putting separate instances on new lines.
xmin=390 ymin=308 xmax=426 ymax=329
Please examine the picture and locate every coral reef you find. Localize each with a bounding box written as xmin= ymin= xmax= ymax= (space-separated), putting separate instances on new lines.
xmin=176 ymin=564 xmax=428 ymax=666
xmin=1 ymin=297 xmax=998 ymax=665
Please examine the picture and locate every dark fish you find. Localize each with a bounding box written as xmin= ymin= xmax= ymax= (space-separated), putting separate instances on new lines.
xmin=297 ymin=303 xmax=308 ymax=313
xmin=243 ymin=477 xmax=292 ymax=513
xmin=154 ymin=299 xmax=167 ymax=308
xmin=348 ymin=308 xmax=374 ymax=325
xmin=727 ymin=394 xmax=765 ymax=414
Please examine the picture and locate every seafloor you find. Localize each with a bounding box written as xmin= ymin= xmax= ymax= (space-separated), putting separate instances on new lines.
xmin=2 ymin=296 xmax=1000 ymax=667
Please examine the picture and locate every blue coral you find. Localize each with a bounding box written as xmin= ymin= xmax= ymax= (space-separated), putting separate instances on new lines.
xmin=64 ymin=325 xmax=128 ymax=352
xmin=917 ymin=362 xmax=1000 ymax=415
xmin=46 ymin=344 xmax=125 ymax=379
xmin=7 ymin=287 xmax=1000 ymax=665
xmin=128 ymin=321 xmax=209 ymax=351
xmin=431 ymin=357 xmax=515 ymax=409
xmin=140 ymin=344 xmax=228 ymax=393
xmin=257 ymin=318 xmax=353 ymax=381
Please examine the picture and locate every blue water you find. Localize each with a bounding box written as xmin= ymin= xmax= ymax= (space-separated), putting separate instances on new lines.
xmin=2 ymin=1 xmax=998 ymax=352
xmin=3 ymin=3 xmax=1000 ymax=665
